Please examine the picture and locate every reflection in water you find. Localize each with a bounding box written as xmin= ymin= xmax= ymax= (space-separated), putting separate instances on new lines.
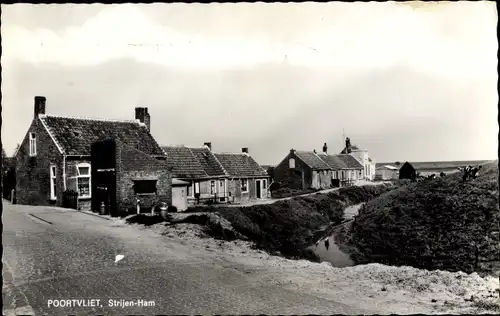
xmin=312 ymin=203 xmax=364 ymax=268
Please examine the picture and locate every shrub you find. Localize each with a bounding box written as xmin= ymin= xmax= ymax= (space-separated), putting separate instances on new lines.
xmin=349 ymin=161 xmax=499 ymax=276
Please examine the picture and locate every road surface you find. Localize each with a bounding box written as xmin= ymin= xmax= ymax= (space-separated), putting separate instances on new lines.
xmin=2 ymin=201 xmax=369 ymax=315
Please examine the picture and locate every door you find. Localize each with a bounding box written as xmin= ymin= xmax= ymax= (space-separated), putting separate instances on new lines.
xmin=218 ymin=179 xmax=227 ymax=202
xmin=93 ymin=170 xmax=116 ymax=216
xmin=256 ymin=180 xmax=262 ymax=199
xmin=172 ymin=186 xmax=188 ymax=211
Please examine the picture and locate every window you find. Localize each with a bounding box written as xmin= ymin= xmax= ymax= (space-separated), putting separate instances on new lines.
xmin=263 ymin=179 xmax=267 ymax=189
xmin=76 ymin=163 xmax=91 ymax=198
xmin=50 ymin=165 xmax=57 ymax=200
xmin=241 ymin=179 xmax=248 ymax=192
xmin=210 ymin=180 xmax=216 ymax=194
xmin=187 ymin=183 xmax=193 ymax=197
xmin=29 ymin=133 xmax=37 ymax=156
xmin=194 ymin=181 xmax=200 ymax=195
xmin=289 ymin=158 xmax=295 ymax=169
xmin=134 ymin=180 xmax=157 ymax=195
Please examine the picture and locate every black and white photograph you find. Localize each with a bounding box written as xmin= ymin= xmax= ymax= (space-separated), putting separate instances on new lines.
xmin=1 ymin=1 xmax=499 ymax=315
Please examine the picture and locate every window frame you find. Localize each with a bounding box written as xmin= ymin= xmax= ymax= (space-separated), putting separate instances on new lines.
xmin=241 ymin=178 xmax=249 ymax=193
xmin=29 ymin=132 xmax=37 ymax=157
xmin=50 ymin=164 xmax=57 ymax=200
xmin=75 ymin=163 xmax=91 ymax=198
xmin=289 ymin=158 xmax=295 ymax=169
xmin=133 ymin=179 xmax=158 ymax=196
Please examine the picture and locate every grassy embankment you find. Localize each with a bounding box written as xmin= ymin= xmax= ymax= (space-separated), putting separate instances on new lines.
xmin=345 ymin=161 xmax=499 ymax=276
xmin=181 ymin=183 xmax=403 ymax=261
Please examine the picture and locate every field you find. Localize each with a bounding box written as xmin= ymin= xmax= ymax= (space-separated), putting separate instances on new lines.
xmin=347 ymin=160 xmax=499 ymax=276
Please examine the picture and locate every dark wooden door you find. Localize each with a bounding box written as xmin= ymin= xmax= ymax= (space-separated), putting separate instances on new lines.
xmin=93 ymin=170 xmax=116 ymax=216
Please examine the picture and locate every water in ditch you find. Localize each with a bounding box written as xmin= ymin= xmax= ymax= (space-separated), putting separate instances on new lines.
xmin=311 ymin=203 xmax=365 ymax=267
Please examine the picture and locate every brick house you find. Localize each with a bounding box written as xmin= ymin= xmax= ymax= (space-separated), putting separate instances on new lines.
xmin=213 ymin=148 xmax=271 ymax=204
xmin=274 ymin=149 xmax=333 ymax=190
xmin=14 ymin=96 xmax=165 ymax=211
xmin=162 ymin=143 xmax=228 ymax=206
xmin=162 ymin=144 xmax=270 ymax=205
xmin=273 ymin=143 xmax=364 ymax=190
xmin=91 ymin=139 xmax=172 ymax=216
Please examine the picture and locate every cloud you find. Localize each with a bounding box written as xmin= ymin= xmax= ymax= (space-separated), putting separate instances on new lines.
xmin=2 ymin=2 xmax=497 ymax=74
xmin=1 ymin=2 xmax=497 ymax=163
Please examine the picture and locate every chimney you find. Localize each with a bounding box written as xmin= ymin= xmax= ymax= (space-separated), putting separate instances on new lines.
xmin=242 ymin=147 xmax=249 ymax=154
xmin=135 ymin=107 xmax=151 ymax=130
xmin=204 ymin=142 xmax=212 ymax=150
xmin=34 ymin=96 xmax=46 ymax=118
xmin=322 ymin=142 xmax=328 ymax=154
xmin=345 ymin=137 xmax=352 ymax=154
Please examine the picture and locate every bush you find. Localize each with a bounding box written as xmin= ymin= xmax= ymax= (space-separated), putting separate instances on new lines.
xmin=349 ymin=161 xmax=499 ymax=276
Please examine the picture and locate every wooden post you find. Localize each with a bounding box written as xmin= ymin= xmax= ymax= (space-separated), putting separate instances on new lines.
xmin=10 ymin=189 xmax=14 ymax=204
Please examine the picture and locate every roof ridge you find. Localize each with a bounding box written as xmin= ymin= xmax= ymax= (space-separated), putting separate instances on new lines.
xmin=41 ymin=114 xmax=141 ymax=124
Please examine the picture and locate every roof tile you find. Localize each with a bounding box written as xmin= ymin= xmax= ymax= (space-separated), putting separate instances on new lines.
xmin=214 ymin=153 xmax=269 ymax=178
xmin=40 ymin=115 xmax=164 ymax=156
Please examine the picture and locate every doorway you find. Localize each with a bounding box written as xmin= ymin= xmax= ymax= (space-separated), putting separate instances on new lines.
xmin=256 ymin=180 xmax=262 ymax=199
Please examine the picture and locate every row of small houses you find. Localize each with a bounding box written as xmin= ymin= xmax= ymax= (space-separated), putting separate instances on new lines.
xmin=6 ymin=96 xmax=380 ymax=215
xmin=9 ymin=96 xmax=270 ymax=215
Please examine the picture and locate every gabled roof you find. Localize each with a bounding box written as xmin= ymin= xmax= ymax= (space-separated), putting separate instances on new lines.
xmin=190 ymin=147 xmax=227 ymax=177
xmin=294 ymin=151 xmax=332 ymax=170
xmin=39 ymin=115 xmax=164 ymax=156
xmin=161 ymin=145 xmax=208 ymax=179
xmin=337 ymin=154 xmax=364 ymax=169
xmin=316 ymin=153 xmax=348 ymax=170
xmin=214 ymin=153 xmax=269 ymax=178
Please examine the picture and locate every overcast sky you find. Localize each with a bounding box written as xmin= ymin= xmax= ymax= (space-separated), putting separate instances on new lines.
xmin=1 ymin=2 xmax=498 ymax=164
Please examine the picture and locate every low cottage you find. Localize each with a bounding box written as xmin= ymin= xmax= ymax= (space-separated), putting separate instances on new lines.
xmin=273 ymin=143 xmax=363 ymax=190
xmin=336 ymin=154 xmax=364 ymax=186
xmin=14 ymin=96 xmax=165 ymax=210
xmin=214 ymin=148 xmax=271 ymax=203
xmin=273 ymin=149 xmax=333 ymax=190
xmin=161 ymin=143 xmax=228 ymax=206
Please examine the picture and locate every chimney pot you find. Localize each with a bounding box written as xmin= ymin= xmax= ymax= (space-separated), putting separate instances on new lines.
xmin=242 ymin=147 xmax=249 ymax=154
xmin=34 ymin=96 xmax=46 ymax=118
xmin=323 ymin=142 xmax=328 ymax=154
xmin=204 ymin=142 xmax=212 ymax=150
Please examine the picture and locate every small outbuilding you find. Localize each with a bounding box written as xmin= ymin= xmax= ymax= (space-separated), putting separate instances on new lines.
xmin=399 ymin=162 xmax=417 ymax=181
xmin=375 ymin=165 xmax=399 ymax=180
xmin=171 ymin=179 xmax=189 ymax=211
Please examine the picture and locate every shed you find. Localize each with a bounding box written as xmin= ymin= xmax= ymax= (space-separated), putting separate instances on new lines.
xmin=399 ymin=162 xmax=417 ymax=181
xmin=171 ymin=179 xmax=190 ymax=211
xmin=375 ymin=165 xmax=399 ymax=180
